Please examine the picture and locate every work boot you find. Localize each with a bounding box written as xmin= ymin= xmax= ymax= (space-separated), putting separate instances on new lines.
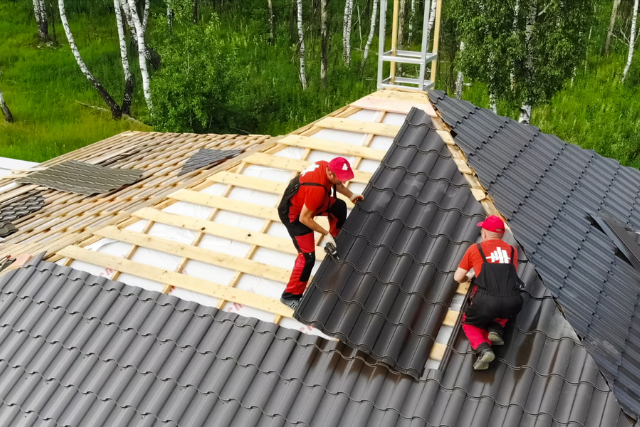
xmin=280 ymin=296 xmax=301 ymax=310
xmin=488 ymin=331 xmax=504 ymax=346
xmin=473 ymin=343 xmax=495 ymax=370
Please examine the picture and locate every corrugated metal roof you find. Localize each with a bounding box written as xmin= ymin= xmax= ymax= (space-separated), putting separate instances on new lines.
xmin=0 ymin=249 xmax=630 ymax=426
xmin=429 ymin=89 xmax=640 ymax=421
xmin=294 ymin=108 xmax=486 ymax=378
xmin=16 ymin=161 xmax=143 ymax=195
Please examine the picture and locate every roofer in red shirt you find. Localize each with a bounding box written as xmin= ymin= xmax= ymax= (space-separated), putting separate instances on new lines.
xmin=454 ymin=215 xmax=524 ymax=370
xmin=277 ymin=157 xmax=364 ymax=309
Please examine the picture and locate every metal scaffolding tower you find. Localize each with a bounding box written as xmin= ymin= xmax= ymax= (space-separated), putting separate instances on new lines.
xmin=377 ymin=0 xmax=442 ymax=91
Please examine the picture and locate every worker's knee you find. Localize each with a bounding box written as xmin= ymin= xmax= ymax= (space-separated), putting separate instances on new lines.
xmin=300 ymin=252 xmax=316 ymax=281
xmin=303 ymin=252 xmax=316 ymax=263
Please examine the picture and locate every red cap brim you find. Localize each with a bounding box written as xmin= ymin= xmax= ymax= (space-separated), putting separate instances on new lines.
xmin=477 ymin=221 xmax=484 ymax=227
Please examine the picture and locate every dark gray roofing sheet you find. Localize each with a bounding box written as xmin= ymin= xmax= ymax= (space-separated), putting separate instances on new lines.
xmin=294 ymin=108 xmax=487 ymax=378
xmin=429 ymin=89 xmax=640 ymax=420
xmin=0 ymin=250 xmax=630 ymax=426
xmin=0 ymin=193 xmax=45 ymax=223
xmin=16 ymin=161 xmax=143 ymax=195
xmin=0 ymin=222 xmax=17 ymax=238
xmin=178 ymin=148 xmax=243 ymax=176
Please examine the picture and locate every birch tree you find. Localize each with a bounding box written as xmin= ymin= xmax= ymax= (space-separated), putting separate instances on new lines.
xmin=605 ymin=0 xmax=621 ymax=55
xmin=32 ymin=0 xmax=50 ymax=43
xmin=623 ymin=0 xmax=639 ymax=82
xmin=143 ymin=0 xmax=151 ymax=32
xmin=426 ymin=0 xmax=436 ymax=50
xmin=0 ymin=89 xmax=13 ymax=124
xmin=58 ymin=0 xmax=122 ymax=118
xmin=193 ymin=0 xmax=198 ymax=24
xmin=127 ymin=0 xmax=153 ymax=110
xmin=321 ymin=0 xmax=329 ymax=84
xmin=408 ymin=0 xmax=416 ymax=45
xmin=114 ymin=0 xmax=133 ymax=116
xmin=362 ymin=0 xmax=378 ymax=70
xmin=519 ymin=0 xmax=537 ymax=124
xmin=343 ymin=0 xmax=354 ymax=65
xmin=268 ymin=0 xmax=275 ymax=44
xmin=455 ymin=41 xmax=465 ymax=99
xmin=397 ymin=0 xmax=406 ymax=74
xmin=297 ymin=0 xmax=308 ymax=89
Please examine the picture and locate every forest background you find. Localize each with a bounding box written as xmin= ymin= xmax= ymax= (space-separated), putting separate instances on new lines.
xmin=0 ymin=0 xmax=639 ymax=168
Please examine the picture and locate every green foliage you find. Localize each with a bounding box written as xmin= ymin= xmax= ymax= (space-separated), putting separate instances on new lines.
xmin=453 ymin=0 xmax=591 ymax=109
xmin=150 ymin=3 xmax=235 ymax=132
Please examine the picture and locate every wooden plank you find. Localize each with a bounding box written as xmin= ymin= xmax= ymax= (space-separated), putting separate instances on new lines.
xmin=208 ymin=172 xmax=354 ymax=207
xmin=442 ymin=310 xmax=460 ymax=327
xmin=437 ymin=130 xmax=456 ymax=146
xmin=279 ymin=135 xmax=387 ymax=161
xmin=457 ymin=281 xmax=470 ymax=295
xmin=94 ymin=226 xmax=292 ymax=283
xmin=133 ymin=208 xmax=326 ymax=260
xmin=369 ymin=90 xmax=431 ymax=104
xmin=315 ymin=117 xmax=401 ymax=138
xmin=351 ymin=95 xmax=436 ymax=117
xmin=243 ymin=153 xmax=373 ymax=184
xmin=168 ymin=190 xmax=282 ymax=222
xmin=58 ymin=245 xmax=294 ymax=318
xmin=429 ymin=342 xmax=446 ymax=361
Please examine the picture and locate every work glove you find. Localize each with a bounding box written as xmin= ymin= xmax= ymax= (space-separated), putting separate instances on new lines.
xmin=350 ymin=194 xmax=364 ymax=203
xmin=324 ymin=234 xmax=337 ymax=249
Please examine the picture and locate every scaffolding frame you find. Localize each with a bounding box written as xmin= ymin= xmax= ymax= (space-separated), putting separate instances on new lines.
xmin=377 ymin=0 xmax=442 ymax=91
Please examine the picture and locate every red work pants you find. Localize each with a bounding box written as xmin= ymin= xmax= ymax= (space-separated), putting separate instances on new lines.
xmin=281 ymin=199 xmax=347 ymax=298
xmin=462 ymin=316 xmax=508 ymax=350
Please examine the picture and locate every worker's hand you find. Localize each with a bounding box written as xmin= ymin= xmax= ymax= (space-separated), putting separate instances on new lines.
xmin=350 ymin=194 xmax=364 ymax=203
xmin=324 ymin=234 xmax=337 ymax=249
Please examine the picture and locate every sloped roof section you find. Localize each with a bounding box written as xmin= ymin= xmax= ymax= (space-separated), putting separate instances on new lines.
xmin=429 ymin=89 xmax=640 ymax=420
xmin=0 ymin=251 xmax=631 ymax=426
xmin=295 ymin=108 xmax=487 ymax=378
xmin=0 ymin=132 xmax=267 ymax=258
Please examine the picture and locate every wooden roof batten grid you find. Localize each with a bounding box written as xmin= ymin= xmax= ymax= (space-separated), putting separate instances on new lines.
xmin=52 ymin=89 xmax=458 ymax=363
xmin=0 ymin=132 xmax=272 ymax=259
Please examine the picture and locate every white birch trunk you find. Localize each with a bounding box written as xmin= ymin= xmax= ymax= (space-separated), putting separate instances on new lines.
xmin=297 ymin=0 xmax=308 ymax=89
xmin=167 ymin=3 xmax=174 ymax=29
xmin=510 ymin=0 xmax=519 ymax=89
xmin=127 ymin=0 xmax=153 ymax=110
xmin=58 ymin=0 xmax=121 ymax=118
xmin=408 ymin=0 xmax=416 ymax=45
xmin=321 ymin=0 xmax=328 ymax=84
xmin=398 ymin=0 xmax=406 ymax=74
xmin=623 ymin=0 xmax=639 ymax=82
xmin=268 ymin=0 xmax=275 ymax=44
xmin=519 ymin=1 xmax=537 ymax=124
xmin=142 ymin=0 xmax=150 ymax=33
xmin=114 ymin=0 xmax=133 ymax=115
xmin=33 ymin=0 xmax=49 ymax=42
xmin=605 ymin=0 xmax=621 ymax=55
xmin=0 ymin=90 xmax=13 ymax=123
xmin=120 ymin=0 xmax=137 ymax=40
xmin=362 ymin=0 xmax=378 ymax=70
xmin=490 ymin=94 xmax=497 ymax=114
xmin=455 ymin=41 xmax=465 ymax=99
xmin=425 ymin=0 xmax=436 ymax=49
xmin=343 ymin=0 xmax=354 ymax=65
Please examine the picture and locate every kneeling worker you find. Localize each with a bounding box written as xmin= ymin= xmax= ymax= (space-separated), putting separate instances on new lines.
xmin=454 ymin=215 xmax=524 ymax=370
xmin=277 ymin=157 xmax=364 ymax=309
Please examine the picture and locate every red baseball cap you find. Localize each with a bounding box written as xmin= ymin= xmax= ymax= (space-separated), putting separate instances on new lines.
xmin=478 ymin=215 xmax=505 ymax=233
xmin=328 ymin=157 xmax=355 ymax=182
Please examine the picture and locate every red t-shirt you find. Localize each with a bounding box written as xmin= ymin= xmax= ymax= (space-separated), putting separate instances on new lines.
xmin=288 ymin=161 xmax=334 ymax=222
xmin=458 ymin=239 xmax=518 ymax=276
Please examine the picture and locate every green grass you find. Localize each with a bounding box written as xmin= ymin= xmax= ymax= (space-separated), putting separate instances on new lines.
xmin=0 ymin=3 xmax=149 ymax=162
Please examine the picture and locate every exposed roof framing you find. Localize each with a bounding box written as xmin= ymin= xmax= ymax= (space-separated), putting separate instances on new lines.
xmin=51 ymin=90 xmax=463 ymax=352
xmin=0 ymin=132 xmax=269 ymax=259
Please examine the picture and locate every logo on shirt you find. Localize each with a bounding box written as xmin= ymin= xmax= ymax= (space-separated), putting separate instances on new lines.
xmin=301 ymin=164 xmax=319 ymax=176
xmin=486 ymin=247 xmax=511 ymax=264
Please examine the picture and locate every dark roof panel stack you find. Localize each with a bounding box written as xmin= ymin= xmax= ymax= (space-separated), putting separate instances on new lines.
xmin=430 ymin=89 xmax=640 ymax=420
xmin=295 ymin=108 xmax=486 ymax=378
